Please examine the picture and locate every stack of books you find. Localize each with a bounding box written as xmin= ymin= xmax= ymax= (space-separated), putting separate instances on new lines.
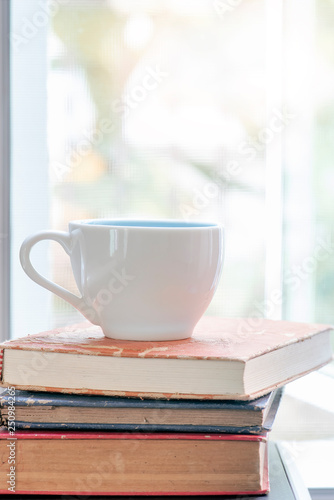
xmin=0 ymin=316 xmax=332 ymax=496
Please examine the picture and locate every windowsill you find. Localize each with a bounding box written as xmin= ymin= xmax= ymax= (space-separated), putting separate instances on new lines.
xmin=271 ymin=368 xmax=334 ymax=490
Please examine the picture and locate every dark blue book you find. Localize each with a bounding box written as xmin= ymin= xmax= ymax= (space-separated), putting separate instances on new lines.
xmin=0 ymin=387 xmax=282 ymax=433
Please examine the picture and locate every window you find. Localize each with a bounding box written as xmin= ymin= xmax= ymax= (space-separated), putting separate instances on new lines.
xmin=3 ymin=0 xmax=334 ymax=492
xmin=11 ymin=0 xmax=277 ymax=335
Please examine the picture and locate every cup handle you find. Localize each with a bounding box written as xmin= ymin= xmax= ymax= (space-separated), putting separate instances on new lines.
xmin=20 ymin=231 xmax=97 ymax=324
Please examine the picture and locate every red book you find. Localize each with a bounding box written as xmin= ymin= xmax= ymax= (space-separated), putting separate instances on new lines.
xmin=0 ymin=429 xmax=268 ymax=495
xmin=0 ymin=316 xmax=332 ymax=399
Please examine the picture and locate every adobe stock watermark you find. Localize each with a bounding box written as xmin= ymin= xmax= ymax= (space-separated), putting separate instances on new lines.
xmin=180 ymin=106 xmax=296 ymax=220
xmin=90 ymin=267 xmax=135 ymax=319
xmin=6 ymin=386 xmax=16 ymax=493
xmin=11 ymin=0 xmax=69 ymax=51
xmin=61 ymin=441 xmax=139 ymax=500
xmin=59 ymin=409 xmax=176 ymax=499
xmin=238 ymin=107 xmax=296 ymax=161
xmin=179 ymin=161 xmax=241 ymax=220
xmin=213 ymin=0 xmax=244 ymax=19
xmin=16 ymin=350 xmax=52 ymax=387
xmin=238 ymin=233 xmax=334 ymax=336
xmin=16 ymin=267 xmax=134 ymax=385
xmin=52 ymin=64 xmax=169 ymax=181
xmin=230 ymin=442 xmax=308 ymax=500
xmin=278 ymin=441 xmax=308 ymax=467
xmin=71 ymin=449 xmax=125 ymax=497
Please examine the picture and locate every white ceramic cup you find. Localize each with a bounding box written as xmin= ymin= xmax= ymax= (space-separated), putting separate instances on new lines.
xmin=20 ymin=219 xmax=224 ymax=341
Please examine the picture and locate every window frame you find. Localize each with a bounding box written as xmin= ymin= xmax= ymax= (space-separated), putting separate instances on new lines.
xmin=10 ymin=0 xmax=50 ymax=340
xmin=0 ymin=0 xmax=11 ymax=342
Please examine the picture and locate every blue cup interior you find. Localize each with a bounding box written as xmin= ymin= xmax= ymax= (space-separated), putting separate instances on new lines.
xmin=85 ymin=220 xmax=219 ymax=228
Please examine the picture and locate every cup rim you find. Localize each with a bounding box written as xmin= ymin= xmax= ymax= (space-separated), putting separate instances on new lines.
xmin=69 ymin=219 xmax=223 ymax=229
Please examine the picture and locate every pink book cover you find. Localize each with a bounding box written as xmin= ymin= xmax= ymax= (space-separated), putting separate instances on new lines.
xmin=0 ymin=429 xmax=269 ymax=496
xmin=0 ymin=316 xmax=332 ymax=399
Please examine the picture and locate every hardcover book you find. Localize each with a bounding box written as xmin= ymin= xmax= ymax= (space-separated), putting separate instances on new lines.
xmin=0 ymin=429 xmax=269 ymax=495
xmin=0 ymin=317 xmax=332 ymax=399
xmin=0 ymin=388 xmax=282 ymax=433
xmin=0 ymin=437 xmax=311 ymax=498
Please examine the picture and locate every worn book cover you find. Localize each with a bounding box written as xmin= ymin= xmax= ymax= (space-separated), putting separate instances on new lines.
xmin=0 ymin=317 xmax=332 ymax=399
